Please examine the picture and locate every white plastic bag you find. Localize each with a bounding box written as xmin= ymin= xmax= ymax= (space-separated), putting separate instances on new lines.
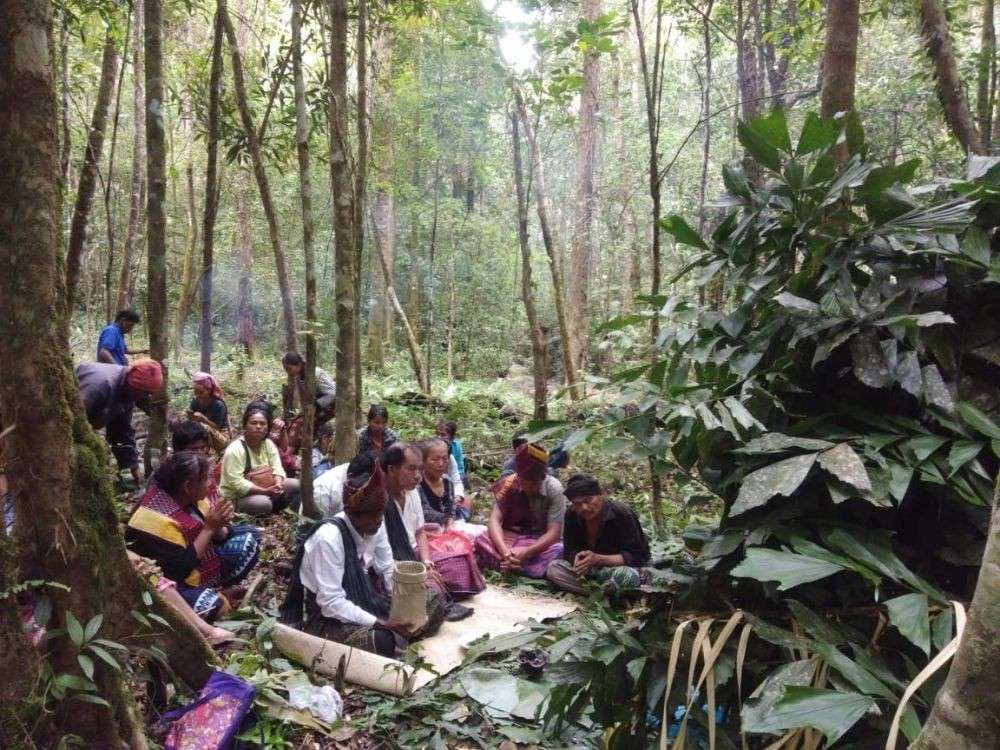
xmin=287 ymin=683 xmax=343 ymax=724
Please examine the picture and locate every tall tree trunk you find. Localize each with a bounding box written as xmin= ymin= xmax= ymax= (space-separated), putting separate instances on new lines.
xmin=200 ymin=0 xmax=224 ymax=371
xmin=368 ymin=31 xmax=396 ymax=367
xmin=978 ymin=0 xmax=995 ymax=152
xmin=819 ymin=0 xmax=859 ymax=119
xmin=292 ymin=0 xmax=319 ymax=519
xmin=65 ymin=27 xmax=119 ymax=314
xmin=103 ymin=12 xmax=130 ymax=322
xmin=116 ymin=0 xmax=145 ymax=312
xmin=511 ymin=88 xmax=579 ymax=400
xmin=235 ymin=183 xmax=255 ymax=361
xmin=426 ymin=156 xmax=441 ymax=391
xmin=911 ymin=479 xmax=1000 ymax=749
xmin=222 ymin=9 xmax=299 ymax=352
xmin=567 ymin=0 xmax=601 ymax=397
xmin=145 ymin=0 xmax=169 ymax=468
xmin=353 ymin=0 xmax=368 ymax=424
xmin=328 ymin=0 xmax=358 ymax=461
xmin=735 ymin=0 xmax=762 ymax=122
xmin=917 ymin=0 xmax=984 ymax=154
xmin=174 ymin=143 xmax=198 ymax=356
xmin=511 ymin=112 xmax=548 ymax=421
xmin=1 ymin=1 xmax=215 ymax=743
xmin=630 ymin=0 xmax=667 ymax=535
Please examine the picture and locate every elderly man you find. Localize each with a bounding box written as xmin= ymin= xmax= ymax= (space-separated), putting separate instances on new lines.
xmin=76 ymin=360 xmax=163 ymax=485
xmin=475 ymin=443 xmax=565 ymax=578
xmin=281 ymin=455 xmax=413 ymax=657
xmin=546 ymin=473 xmax=650 ymax=596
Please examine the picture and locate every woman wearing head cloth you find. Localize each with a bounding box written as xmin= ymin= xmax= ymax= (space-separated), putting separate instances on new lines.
xmin=218 ymin=403 xmax=300 ymax=516
xmin=474 ymin=443 xmax=566 ymax=579
xmin=280 ymin=455 xmax=417 ymax=657
xmin=545 ymin=473 xmax=651 ymax=597
xmin=188 ymin=372 xmax=231 ymax=454
xmin=75 ymin=359 xmax=164 ymax=486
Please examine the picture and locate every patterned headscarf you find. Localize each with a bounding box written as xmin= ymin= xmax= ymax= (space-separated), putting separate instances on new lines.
xmin=343 ymin=461 xmax=388 ymax=514
xmin=192 ymin=371 xmax=225 ymax=401
xmin=513 ymin=443 xmax=548 ymax=480
xmin=126 ymin=360 xmax=164 ymax=393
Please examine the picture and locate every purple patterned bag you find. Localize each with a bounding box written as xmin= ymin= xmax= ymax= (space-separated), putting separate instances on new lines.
xmin=162 ymin=670 xmax=256 ymax=750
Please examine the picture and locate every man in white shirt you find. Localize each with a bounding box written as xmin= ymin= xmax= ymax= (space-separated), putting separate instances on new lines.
xmin=312 ymin=461 xmax=349 ymax=518
xmin=285 ymin=454 xmax=414 ymax=656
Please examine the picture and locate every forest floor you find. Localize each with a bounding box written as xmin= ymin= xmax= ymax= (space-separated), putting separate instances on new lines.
xmin=89 ymin=342 xmax=706 ymax=748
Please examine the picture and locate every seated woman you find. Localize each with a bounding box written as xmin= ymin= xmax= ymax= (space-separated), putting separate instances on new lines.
xmin=282 ymin=351 xmax=337 ymax=424
xmin=281 ymin=456 xmax=425 ymax=657
xmin=188 ymin=372 xmax=231 ymax=455
xmin=126 ymin=452 xmax=261 ymax=621
xmin=357 ymin=404 xmax=399 ymax=456
xmin=220 ymin=403 xmax=301 ymax=516
xmin=417 ymin=439 xmax=485 ymax=595
xmin=312 ymin=422 xmax=334 ymax=478
xmin=475 ymin=443 xmax=565 ymax=579
xmin=435 ymin=421 xmax=470 ymax=520
xmin=546 ymin=473 xmax=651 ymax=596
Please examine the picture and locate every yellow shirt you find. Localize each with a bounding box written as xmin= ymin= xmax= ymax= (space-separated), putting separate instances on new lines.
xmin=219 ymin=438 xmax=286 ymax=501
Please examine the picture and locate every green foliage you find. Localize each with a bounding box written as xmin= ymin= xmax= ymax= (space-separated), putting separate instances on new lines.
xmin=548 ymin=110 xmax=1000 ymax=745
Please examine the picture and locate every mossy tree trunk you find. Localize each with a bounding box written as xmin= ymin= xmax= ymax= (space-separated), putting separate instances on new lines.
xmin=0 ymin=3 xmax=215 ymax=743
xmin=328 ymin=0 xmax=359 ymax=461
xmin=912 ymin=479 xmax=1000 ymax=749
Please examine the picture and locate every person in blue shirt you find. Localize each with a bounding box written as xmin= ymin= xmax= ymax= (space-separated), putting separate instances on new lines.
xmin=97 ymin=309 xmax=146 ymax=365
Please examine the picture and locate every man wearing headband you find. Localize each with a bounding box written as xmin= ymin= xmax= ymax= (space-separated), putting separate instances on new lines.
xmin=281 ymin=454 xmax=413 ymax=657
xmin=474 ymin=443 xmax=566 ymax=579
xmin=546 ymin=472 xmax=650 ymax=596
xmin=76 ymin=359 xmax=164 ymax=485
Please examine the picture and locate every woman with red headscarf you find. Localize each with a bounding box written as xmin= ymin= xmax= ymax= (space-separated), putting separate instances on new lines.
xmin=76 ymin=359 xmax=164 ymax=485
xmin=188 ymin=372 xmax=231 ymax=454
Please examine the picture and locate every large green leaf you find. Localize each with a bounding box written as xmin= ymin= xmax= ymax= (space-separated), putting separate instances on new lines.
xmin=738 ymin=120 xmax=781 ymax=172
xmin=813 ymin=643 xmax=895 ymax=699
xmin=817 ymin=444 xmax=872 ymax=493
xmin=459 ymin=668 xmax=550 ymax=720
xmin=741 ymin=660 xmax=818 ymax=731
xmin=659 ymin=215 xmax=708 ymax=250
xmin=957 ymin=401 xmax=1000 ymax=440
xmin=746 ymin=687 xmax=875 ymax=744
xmin=795 ymin=112 xmax=840 ymax=156
xmin=731 ymin=548 xmax=847 ymax=590
xmin=747 ymin=107 xmax=792 ymax=152
xmin=731 ymin=453 xmax=819 ymax=515
xmin=886 ymin=593 xmax=930 ymax=656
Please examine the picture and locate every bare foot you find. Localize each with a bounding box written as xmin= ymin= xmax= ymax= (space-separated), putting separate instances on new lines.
xmin=206 ymin=627 xmax=236 ymax=646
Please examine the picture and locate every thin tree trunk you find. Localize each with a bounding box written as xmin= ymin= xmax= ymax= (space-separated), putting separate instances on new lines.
xmin=426 ymin=156 xmax=440 ymax=391
xmin=352 ymin=0 xmax=368 ymax=424
xmin=328 ymin=0 xmax=359 ymax=461
xmin=631 ymin=0 xmax=667 ymax=536
xmin=978 ymin=0 xmax=995 ymax=152
xmin=511 ymin=111 xmax=548 ymax=421
xmin=103 ymin=11 xmax=130 ymax=322
xmin=1 ymin=6 xmax=216 ymax=740
xmin=567 ymin=0 xmax=601 ymax=396
xmin=222 ymin=9 xmax=299 ymax=352
xmin=697 ymin=0 xmax=714 ymax=238
xmin=145 ymin=0 xmax=169 ymax=469
xmin=917 ymin=0 xmax=984 ymax=154
xmin=292 ymin=0 xmax=319 ymax=519
xmin=65 ymin=27 xmax=119 ymax=313
xmin=235 ymin=183 xmax=255 ymax=361
xmin=374 ymin=226 xmax=429 ymax=393
xmin=200 ymin=0 xmax=224 ymax=371
xmin=511 ymin=88 xmax=579 ymax=401
xmin=911 ymin=479 xmax=1000 ymax=749
xmin=117 ymin=0 xmax=145 ymax=312
xmin=446 ymin=240 xmax=457 ymax=382
xmin=174 ymin=144 xmax=198 ymax=356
